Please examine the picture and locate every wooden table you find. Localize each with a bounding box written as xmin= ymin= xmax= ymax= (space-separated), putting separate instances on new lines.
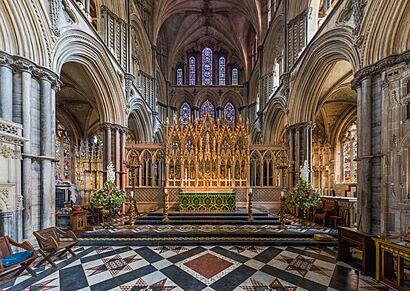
xmin=338 ymin=226 xmax=375 ymax=275
xmin=373 ymin=236 xmax=410 ymax=291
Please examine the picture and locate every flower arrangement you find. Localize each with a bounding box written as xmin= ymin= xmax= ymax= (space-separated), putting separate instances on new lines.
xmin=288 ymin=179 xmax=320 ymax=217
xmin=91 ymin=164 xmax=126 ymax=209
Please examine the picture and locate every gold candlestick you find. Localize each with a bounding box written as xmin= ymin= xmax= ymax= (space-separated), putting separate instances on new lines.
xmin=278 ymin=191 xmax=287 ymax=229
xmin=162 ymin=188 xmax=169 ymax=222
xmin=129 ymin=191 xmax=136 ymax=229
xmin=248 ymin=188 xmax=254 ymax=222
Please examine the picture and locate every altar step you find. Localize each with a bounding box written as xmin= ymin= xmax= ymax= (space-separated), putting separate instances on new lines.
xmin=134 ymin=211 xmax=290 ymax=225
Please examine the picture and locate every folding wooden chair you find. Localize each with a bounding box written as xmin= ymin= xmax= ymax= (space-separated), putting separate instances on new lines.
xmin=0 ymin=236 xmax=37 ymax=278
xmin=33 ymin=227 xmax=78 ymax=268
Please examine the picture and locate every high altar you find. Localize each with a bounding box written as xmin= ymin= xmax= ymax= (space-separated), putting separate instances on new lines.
xmin=165 ymin=113 xmax=249 ymax=212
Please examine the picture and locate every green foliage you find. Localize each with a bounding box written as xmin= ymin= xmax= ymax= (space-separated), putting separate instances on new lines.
xmin=91 ymin=180 xmax=126 ymax=209
xmin=288 ymin=179 xmax=320 ymax=212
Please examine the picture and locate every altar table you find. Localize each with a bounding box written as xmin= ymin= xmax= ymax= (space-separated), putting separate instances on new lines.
xmin=179 ymin=191 xmax=236 ymax=212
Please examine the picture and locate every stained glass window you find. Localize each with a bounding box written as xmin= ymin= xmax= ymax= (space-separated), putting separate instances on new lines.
xmin=342 ymin=123 xmax=358 ymax=183
xmin=55 ymin=120 xmax=72 ymax=182
xmin=180 ymin=102 xmax=191 ymax=125
xmin=200 ymin=99 xmax=215 ymax=118
xmin=232 ymin=68 xmax=239 ymax=85
xmin=224 ymin=102 xmax=235 ymax=125
xmin=202 ymin=48 xmax=213 ymax=85
xmin=177 ymin=68 xmax=183 ymax=85
xmin=219 ymin=57 xmax=226 ymax=85
xmin=189 ymin=56 xmax=196 ymax=85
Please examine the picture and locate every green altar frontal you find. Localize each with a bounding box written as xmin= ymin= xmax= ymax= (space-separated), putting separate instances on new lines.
xmin=179 ymin=191 xmax=236 ymax=212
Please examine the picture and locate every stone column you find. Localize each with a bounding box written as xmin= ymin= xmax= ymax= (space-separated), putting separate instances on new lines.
xmin=288 ymin=127 xmax=295 ymax=187
xmin=288 ymin=122 xmax=314 ymax=184
xmin=152 ymin=45 xmax=158 ymax=112
xmin=85 ymin=0 xmax=90 ymax=14
xmin=216 ymin=106 xmax=223 ymax=120
xmin=38 ymin=70 xmax=54 ymax=228
xmin=0 ymin=56 xmax=13 ymax=121
xmin=114 ymin=125 xmax=121 ymax=185
xmin=258 ymin=46 xmax=265 ymax=111
xmin=192 ymin=106 xmax=199 ymax=121
xmin=103 ymin=123 xmax=112 ymax=175
xmin=357 ymin=76 xmax=372 ymax=233
xmin=17 ymin=61 xmax=34 ymax=239
xmin=120 ymin=127 xmax=127 ymax=189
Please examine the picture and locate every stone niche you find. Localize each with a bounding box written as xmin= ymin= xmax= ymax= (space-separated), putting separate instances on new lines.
xmin=0 ymin=118 xmax=24 ymax=241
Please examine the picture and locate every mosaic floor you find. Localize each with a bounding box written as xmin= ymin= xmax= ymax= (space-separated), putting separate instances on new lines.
xmin=0 ymin=245 xmax=390 ymax=291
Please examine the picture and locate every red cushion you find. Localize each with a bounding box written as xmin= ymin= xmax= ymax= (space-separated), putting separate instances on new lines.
xmin=315 ymin=214 xmax=326 ymax=219
xmin=330 ymin=216 xmax=342 ymax=219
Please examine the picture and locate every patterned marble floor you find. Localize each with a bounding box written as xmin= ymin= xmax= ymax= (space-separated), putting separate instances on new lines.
xmin=0 ymin=245 xmax=390 ymax=291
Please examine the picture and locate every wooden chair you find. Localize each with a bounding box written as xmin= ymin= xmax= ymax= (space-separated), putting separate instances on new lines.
xmin=314 ymin=200 xmax=338 ymax=226
xmin=0 ymin=236 xmax=37 ymax=278
xmin=82 ymin=205 xmax=99 ymax=225
xmin=33 ymin=227 xmax=78 ymax=268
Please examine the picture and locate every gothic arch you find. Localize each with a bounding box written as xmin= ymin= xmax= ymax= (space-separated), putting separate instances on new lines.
xmin=127 ymin=98 xmax=154 ymax=144
xmin=360 ymin=0 xmax=410 ymax=66
xmin=263 ymin=96 xmax=287 ymax=144
xmin=52 ymin=30 xmax=127 ymax=126
xmin=288 ymin=26 xmax=360 ymax=124
xmin=220 ymin=90 xmax=244 ymax=109
xmin=130 ymin=15 xmax=153 ymax=75
xmin=194 ymin=89 xmax=219 ymax=108
xmin=0 ymin=0 xmax=51 ymax=66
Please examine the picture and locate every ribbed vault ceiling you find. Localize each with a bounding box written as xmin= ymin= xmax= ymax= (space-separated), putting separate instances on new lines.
xmin=154 ymin=0 xmax=261 ymax=77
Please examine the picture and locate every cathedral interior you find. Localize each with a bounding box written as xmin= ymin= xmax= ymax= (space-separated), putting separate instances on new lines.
xmin=0 ymin=0 xmax=409 ymax=290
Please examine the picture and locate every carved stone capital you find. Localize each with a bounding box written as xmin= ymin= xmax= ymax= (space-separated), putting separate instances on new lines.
xmin=0 ymin=55 xmax=13 ymax=68
xmin=352 ymin=50 xmax=410 ymax=88
xmin=12 ymin=59 xmax=34 ymax=73
xmin=119 ymin=126 xmax=128 ymax=135
xmin=101 ymin=123 xmax=114 ymax=131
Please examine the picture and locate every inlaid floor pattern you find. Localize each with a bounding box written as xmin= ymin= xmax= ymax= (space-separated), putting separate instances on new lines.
xmin=0 ymin=245 xmax=390 ymax=291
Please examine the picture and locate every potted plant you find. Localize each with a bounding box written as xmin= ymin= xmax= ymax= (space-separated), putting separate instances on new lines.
xmin=91 ymin=164 xmax=126 ymax=218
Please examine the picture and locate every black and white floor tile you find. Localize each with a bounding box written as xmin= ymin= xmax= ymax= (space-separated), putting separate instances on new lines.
xmin=0 ymin=245 xmax=391 ymax=291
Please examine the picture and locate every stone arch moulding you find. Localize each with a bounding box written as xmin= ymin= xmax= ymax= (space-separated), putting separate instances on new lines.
xmin=360 ymin=0 xmax=410 ymax=67
xmin=262 ymin=96 xmax=287 ymax=144
xmin=194 ymin=89 xmax=219 ymax=108
xmin=287 ymin=27 xmax=360 ymax=125
xmin=127 ymin=97 xmax=154 ymax=144
xmin=220 ymin=91 xmax=244 ymax=110
xmin=0 ymin=0 xmax=52 ymax=67
xmin=52 ymin=30 xmax=127 ymax=127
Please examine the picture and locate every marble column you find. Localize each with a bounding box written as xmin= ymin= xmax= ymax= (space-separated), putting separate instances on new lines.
xmin=120 ymin=127 xmax=127 ymax=189
xmin=39 ymin=71 xmax=54 ymax=228
xmin=19 ymin=63 xmax=33 ymax=239
xmin=288 ymin=122 xmax=314 ymax=184
xmin=85 ymin=0 xmax=90 ymax=14
xmin=103 ymin=123 xmax=112 ymax=174
xmin=0 ymin=58 xmax=13 ymax=121
xmin=357 ymin=76 xmax=372 ymax=233
xmin=258 ymin=46 xmax=265 ymax=110
xmin=114 ymin=125 xmax=121 ymax=185
xmin=192 ymin=106 xmax=199 ymax=121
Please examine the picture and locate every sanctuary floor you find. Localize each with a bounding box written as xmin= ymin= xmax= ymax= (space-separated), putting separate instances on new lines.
xmin=0 ymin=245 xmax=389 ymax=291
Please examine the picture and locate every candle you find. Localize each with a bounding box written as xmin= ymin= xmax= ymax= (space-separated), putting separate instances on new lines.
xmin=131 ymin=191 xmax=134 ymax=197
xmin=281 ymin=191 xmax=285 ymax=198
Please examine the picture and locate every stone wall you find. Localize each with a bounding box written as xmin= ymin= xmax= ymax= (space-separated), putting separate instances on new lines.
xmin=0 ymin=118 xmax=24 ymax=241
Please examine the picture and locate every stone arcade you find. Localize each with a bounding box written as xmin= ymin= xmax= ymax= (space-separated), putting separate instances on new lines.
xmin=0 ymin=0 xmax=409 ymax=290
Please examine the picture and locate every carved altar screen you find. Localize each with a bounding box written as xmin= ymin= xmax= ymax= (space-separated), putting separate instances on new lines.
xmin=165 ymin=113 xmax=249 ymax=189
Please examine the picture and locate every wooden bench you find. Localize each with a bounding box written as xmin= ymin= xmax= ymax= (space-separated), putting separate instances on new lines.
xmin=338 ymin=226 xmax=375 ymax=275
xmin=33 ymin=227 xmax=78 ymax=268
xmin=0 ymin=236 xmax=37 ymax=278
